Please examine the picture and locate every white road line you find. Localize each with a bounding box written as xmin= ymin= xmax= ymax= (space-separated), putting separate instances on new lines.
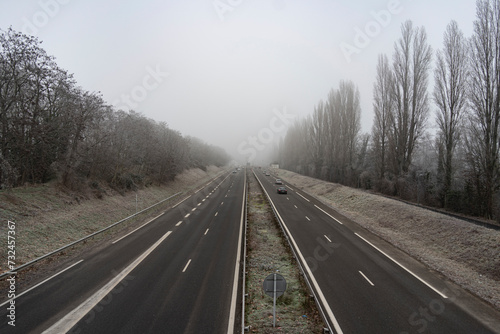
xmin=197 ymin=203 xmax=201 ymax=206
xmin=112 ymin=212 xmax=165 ymax=244
xmin=42 ymin=231 xmax=172 ymax=334
xmin=355 ymin=233 xmax=447 ymax=298
xmin=306 ymin=216 xmax=311 ymax=221
xmin=182 ymin=259 xmax=192 ymax=273
xmin=359 ymin=271 xmax=375 ymax=286
xmin=204 ymin=228 xmax=209 ymax=235
xmin=175 ymin=221 xmax=183 ymax=227
xmin=294 ymin=205 xmax=298 ymax=209
xmin=324 ymin=235 xmax=332 ymax=243
xmin=0 ymin=260 xmax=84 ymax=307
xmin=296 ymin=192 xmax=310 ymax=202
xmin=202 ymin=198 xmax=206 ymax=202
xmin=225 ymin=195 xmax=228 ymax=198
xmin=221 ymin=202 xmax=224 ymax=205
xmin=191 ymin=208 xmax=196 ymax=212
xmin=227 ymin=172 xmax=246 ymax=334
xmin=287 ymin=186 xmax=294 ymax=191
xmin=184 ymin=213 xmax=191 ymax=218
xmin=286 ymin=197 xmax=289 ymax=200
xmin=215 ymin=212 xmax=218 ymax=216
xmin=314 ymin=205 xmax=343 ymax=225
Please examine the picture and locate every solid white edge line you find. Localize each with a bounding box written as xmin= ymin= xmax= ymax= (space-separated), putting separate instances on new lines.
xmin=42 ymin=231 xmax=172 ymax=334
xmin=0 ymin=260 xmax=84 ymax=307
xmin=182 ymin=259 xmax=192 ymax=273
xmin=112 ymin=212 xmax=164 ymax=244
xmin=359 ymin=271 xmax=375 ymax=286
xmin=257 ymin=174 xmax=344 ymax=334
xmin=296 ymin=192 xmax=310 ymax=202
xmin=355 ymin=233 xmax=447 ymax=298
xmin=227 ymin=172 xmax=245 ymax=334
xmin=314 ymin=204 xmax=343 ymax=225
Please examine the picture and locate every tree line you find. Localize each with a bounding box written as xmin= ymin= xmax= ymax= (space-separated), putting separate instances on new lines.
xmin=0 ymin=28 xmax=229 ymax=191
xmin=278 ymin=0 xmax=500 ymax=220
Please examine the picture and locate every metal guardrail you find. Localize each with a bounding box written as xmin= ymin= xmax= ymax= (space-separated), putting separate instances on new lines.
xmin=0 ymin=192 xmax=182 ymax=279
xmin=252 ymin=170 xmax=334 ymax=333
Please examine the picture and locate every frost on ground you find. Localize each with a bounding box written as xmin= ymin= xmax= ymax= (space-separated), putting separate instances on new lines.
xmin=275 ymin=169 xmax=500 ymax=311
xmin=0 ymin=166 xmax=223 ymax=271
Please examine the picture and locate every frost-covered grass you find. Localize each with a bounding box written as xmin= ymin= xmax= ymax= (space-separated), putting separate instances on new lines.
xmin=0 ymin=166 xmax=223 ymax=272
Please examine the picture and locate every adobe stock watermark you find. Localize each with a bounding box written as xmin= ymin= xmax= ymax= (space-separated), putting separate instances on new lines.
xmin=113 ymin=65 xmax=169 ymax=111
xmin=237 ymin=107 xmax=295 ymax=163
xmin=213 ymin=0 xmax=245 ymax=21
xmin=339 ymin=0 xmax=404 ymax=63
xmin=22 ymin=0 xmax=73 ymax=36
xmin=400 ymin=283 xmax=461 ymax=334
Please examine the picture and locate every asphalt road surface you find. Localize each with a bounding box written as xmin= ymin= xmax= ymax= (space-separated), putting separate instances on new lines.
xmin=0 ymin=169 xmax=246 ymax=334
xmin=255 ymin=170 xmax=500 ymax=334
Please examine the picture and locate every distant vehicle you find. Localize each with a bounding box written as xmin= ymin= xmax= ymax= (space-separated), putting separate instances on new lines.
xmin=232 ymin=170 xmax=237 ymax=173
xmin=275 ymin=179 xmax=282 ymax=185
xmin=265 ymin=172 xmax=270 ymax=176
xmin=277 ymin=187 xmax=287 ymax=194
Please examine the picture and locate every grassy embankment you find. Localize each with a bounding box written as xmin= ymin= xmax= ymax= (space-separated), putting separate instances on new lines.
xmin=0 ymin=166 xmax=224 ymax=273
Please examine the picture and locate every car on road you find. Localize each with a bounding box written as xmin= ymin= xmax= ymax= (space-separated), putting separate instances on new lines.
xmin=275 ymin=179 xmax=282 ymax=185
xmin=277 ymin=187 xmax=287 ymax=194
xmin=265 ymin=172 xmax=270 ymax=176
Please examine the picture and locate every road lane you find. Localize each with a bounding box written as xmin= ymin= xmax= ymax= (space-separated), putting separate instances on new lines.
xmin=255 ymin=170 xmax=500 ymax=333
xmin=0 ymin=170 xmax=246 ymax=334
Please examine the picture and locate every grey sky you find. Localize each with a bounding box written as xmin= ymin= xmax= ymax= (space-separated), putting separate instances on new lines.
xmin=1 ymin=0 xmax=477 ymax=164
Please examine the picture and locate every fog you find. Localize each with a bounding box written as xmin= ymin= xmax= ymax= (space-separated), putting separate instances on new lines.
xmin=1 ymin=0 xmax=477 ymax=164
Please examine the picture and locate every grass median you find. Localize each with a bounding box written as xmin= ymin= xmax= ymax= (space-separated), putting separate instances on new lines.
xmin=244 ymin=170 xmax=324 ymax=333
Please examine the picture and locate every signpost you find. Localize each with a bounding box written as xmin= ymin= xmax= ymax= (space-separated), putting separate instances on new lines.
xmin=263 ymin=273 xmax=287 ymax=327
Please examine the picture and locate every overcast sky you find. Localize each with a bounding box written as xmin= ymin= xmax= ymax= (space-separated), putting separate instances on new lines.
xmin=1 ymin=0 xmax=478 ymax=164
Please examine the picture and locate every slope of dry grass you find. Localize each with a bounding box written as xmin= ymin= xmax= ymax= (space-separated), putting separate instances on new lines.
xmin=275 ymin=169 xmax=500 ymax=310
xmin=0 ymin=166 xmax=223 ymax=272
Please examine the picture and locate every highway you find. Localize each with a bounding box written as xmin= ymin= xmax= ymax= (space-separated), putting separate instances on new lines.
xmin=255 ymin=170 xmax=500 ymax=334
xmin=0 ymin=170 xmax=246 ymax=334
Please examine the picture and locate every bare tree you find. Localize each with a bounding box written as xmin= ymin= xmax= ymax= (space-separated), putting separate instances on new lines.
xmin=467 ymin=0 xmax=500 ymax=218
xmin=390 ymin=20 xmax=432 ymax=176
xmin=433 ymin=20 xmax=469 ymax=207
xmin=308 ymin=101 xmax=327 ymax=177
xmin=372 ymin=54 xmax=393 ymax=180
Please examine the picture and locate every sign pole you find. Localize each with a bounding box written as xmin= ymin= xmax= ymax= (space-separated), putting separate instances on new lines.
xmin=273 ymin=273 xmax=276 ymax=327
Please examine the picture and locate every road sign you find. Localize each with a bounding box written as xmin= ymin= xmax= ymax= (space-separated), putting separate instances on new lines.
xmin=263 ymin=273 xmax=286 ymax=297
xmin=263 ymin=273 xmax=287 ymax=327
